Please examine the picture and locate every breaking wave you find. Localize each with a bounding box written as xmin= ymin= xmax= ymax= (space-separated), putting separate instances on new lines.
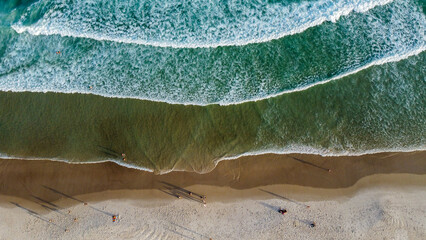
xmin=12 ymin=0 xmax=394 ymax=48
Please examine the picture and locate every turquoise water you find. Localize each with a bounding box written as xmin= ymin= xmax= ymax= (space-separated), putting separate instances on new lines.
xmin=0 ymin=0 xmax=425 ymax=173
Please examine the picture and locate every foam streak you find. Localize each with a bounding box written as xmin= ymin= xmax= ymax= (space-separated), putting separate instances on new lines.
xmin=1 ymin=46 xmax=423 ymax=106
xmin=11 ymin=0 xmax=395 ymax=48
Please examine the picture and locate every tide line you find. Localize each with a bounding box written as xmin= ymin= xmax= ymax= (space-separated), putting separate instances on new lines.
xmin=1 ymin=145 xmax=425 ymax=175
xmin=0 ymin=153 xmax=154 ymax=173
xmin=220 ymin=146 xmax=426 ymax=161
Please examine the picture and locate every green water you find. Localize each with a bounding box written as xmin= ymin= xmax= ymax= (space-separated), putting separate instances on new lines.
xmin=0 ymin=52 xmax=424 ymax=173
xmin=0 ymin=0 xmax=425 ymax=173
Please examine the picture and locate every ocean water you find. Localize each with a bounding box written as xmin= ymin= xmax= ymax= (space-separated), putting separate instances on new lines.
xmin=0 ymin=0 xmax=425 ymax=173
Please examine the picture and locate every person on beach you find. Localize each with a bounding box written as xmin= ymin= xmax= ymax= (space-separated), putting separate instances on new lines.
xmin=122 ymin=153 xmax=126 ymax=162
xmin=278 ymin=208 xmax=287 ymax=215
xmin=310 ymin=222 xmax=316 ymax=228
xmin=112 ymin=215 xmax=117 ymax=222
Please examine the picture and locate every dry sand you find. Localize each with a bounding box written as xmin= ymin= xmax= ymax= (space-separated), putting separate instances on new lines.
xmin=0 ymin=151 xmax=425 ymax=239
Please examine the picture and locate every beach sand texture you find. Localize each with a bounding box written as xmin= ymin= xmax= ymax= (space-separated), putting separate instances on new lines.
xmin=1 ymin=0 xmax=425 ymax=239
xmin=0 ymin=151 xmax=425 ymax=239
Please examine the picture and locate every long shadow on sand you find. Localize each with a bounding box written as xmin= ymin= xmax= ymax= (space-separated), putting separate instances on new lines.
xmin=257 ymin=201 xmax=316 ymax=227
xmin=259 ymin=189 xmax=309 ymax=208
xmin=164 ymin=227 xmax=195 ymax=240
xmin=170 ymin=222 xmax=210 ymax=239
xmin=295 ymin=218 xmax=316 ymax=228
xmin=31 ymin=195 xmax=60 ymax=209
xmin=0 ymin=151 xmax=424 ymax=203
xmin=159 ymin=181 xmax=205 ymax=204
xmin=258 ymin=201 xmax=280 ymax=212
xmin=43 ymin=185 xmax=116 ymax=217
xmin=290 ymin=157 xmax=330 ymax=172
xmin=9 ymin=202 xmax=65 ymax=230
xmin=30 ymin=195 xmax=68 ymax=216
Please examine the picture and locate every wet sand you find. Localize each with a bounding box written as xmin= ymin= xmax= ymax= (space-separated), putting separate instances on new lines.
xmin=0 ymin=151 xmax=424 ymax=202
xmin=0 ymin=151 xmax=425 ymax=239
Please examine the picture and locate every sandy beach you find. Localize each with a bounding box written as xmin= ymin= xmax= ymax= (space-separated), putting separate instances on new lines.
xmin=1 ymin=1 xmax=425 ymax=239
xmin=0 ymin=151 xmax=425 ymax=239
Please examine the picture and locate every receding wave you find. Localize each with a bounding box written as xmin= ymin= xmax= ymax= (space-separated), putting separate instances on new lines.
xmin=2 ymin=146 xmax=425 ymax=174
xmin=12 ymin=0 xmax=394 ymax=48
xmin=0 ymin=153 xmax=155 ymax=172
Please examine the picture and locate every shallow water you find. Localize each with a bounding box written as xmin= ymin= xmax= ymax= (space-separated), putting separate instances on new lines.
xmin=0 ymin=0 xmax=425 ymax=173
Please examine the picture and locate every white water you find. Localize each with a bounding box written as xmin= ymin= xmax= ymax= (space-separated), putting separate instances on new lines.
xmin=1 ymin=0 xmax=424 ymax=106
xmin=1 ymin=145 xmax=425 ymax=174
xmin=0 ymin=46 xmax=424 ymax=106
xmin=12 ymin=0 xmax=394 ymax=48
xmin=0 ymin=153 xmax=155 ymax=172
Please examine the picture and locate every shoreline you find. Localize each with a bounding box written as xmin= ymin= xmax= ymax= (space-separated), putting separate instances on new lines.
xmin=0 ymin=151 xmax=425 ymax=239
xmin=1 ymin=147 xmax=425 ymax=174
xmin=0 ymin=151 xmax=424 ymax=203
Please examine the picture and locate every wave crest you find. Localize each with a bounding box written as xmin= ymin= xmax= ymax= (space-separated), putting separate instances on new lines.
xmin=1 ymin=0 xmax=424 ymax=106
xmin=12 ymin=0 xmax=394 ymax=48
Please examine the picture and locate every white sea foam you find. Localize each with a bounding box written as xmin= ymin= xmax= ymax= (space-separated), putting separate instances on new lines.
xmin=1 ymin=146 xmax=425 ymax=174
xmin=0 ymin=153 xmax=154 ymax=172
xmin=220 ymin=146 xmax=426 ymax=161
xmin=1 ymin=0 xmax=424 ymax=106
xmin=225 ymin=46 xmax=426 ymax=106
xmin=0 ymin=46 xmax=424 ymax=106
xmin=12 ymin=0 xmax=395 ymax=48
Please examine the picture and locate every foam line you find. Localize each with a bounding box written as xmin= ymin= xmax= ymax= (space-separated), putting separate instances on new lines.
xmin=220 ymin=146 xmax=426 ymax=161
xmin=1 ymin=46 xmax=423 ymax=106
xmin=0 ymin=153 xmax=154 ymax=172
xmin=225 ymin=46 xmax=426 ymax=106
xmin=11 ymin=0 xmax=395 ymax=48
xmin=2 ymin=146 xmax=425 ymax=175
